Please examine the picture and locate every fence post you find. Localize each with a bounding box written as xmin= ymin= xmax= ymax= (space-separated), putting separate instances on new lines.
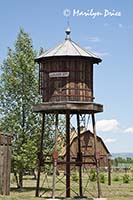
xmin=0 ymin=133 xmax=11 ymax=195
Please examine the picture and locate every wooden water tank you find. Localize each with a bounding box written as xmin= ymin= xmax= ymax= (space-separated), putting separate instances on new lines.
xmin=35 ymin=28 xmax=102 ymax=103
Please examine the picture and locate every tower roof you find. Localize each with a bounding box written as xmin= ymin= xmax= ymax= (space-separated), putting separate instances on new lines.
xmin=35 ymin=28 xmax=102 ymax=64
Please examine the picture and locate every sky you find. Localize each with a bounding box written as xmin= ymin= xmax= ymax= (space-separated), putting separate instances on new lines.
xmin=0 ymin=0 xmax=133 ymax=153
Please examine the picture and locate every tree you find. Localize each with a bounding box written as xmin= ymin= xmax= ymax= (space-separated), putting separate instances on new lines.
xmin=0 ymin=28 xmax=66 ymax=189
xmin=0 ymin=28 xmax=41 ymax=188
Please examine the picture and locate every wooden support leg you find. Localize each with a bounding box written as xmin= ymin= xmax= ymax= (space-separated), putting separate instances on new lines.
xmin=108 ymin=158 xmax=111 ymax=186
xmin=92 ymin=114 xmax=101 ymax=198
xmin=52 ymin=114 xmax=58 ymax=198
xmin=35 ymin=113 xmax=45 ymax=197
xmin=66 ymin=112 xmax=70 ymax=198
xmin=77 ymin=114 xmax=83 ymax=197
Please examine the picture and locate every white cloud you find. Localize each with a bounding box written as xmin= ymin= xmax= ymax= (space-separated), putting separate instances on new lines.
xmin=124 ymin=127 xmax=133 ymax=133
xmin=88 ymin=37 xmax=100 ymax=42
xmin=93 ymin=51 xmax=111 ymax=57
xmin=84 ymin=46 xmax=92 ymax=51
xmin=119 ymin=23 xmax=123 ymax=28
xmin=104 ymin=138 xmax=117 ymax=143
xmin=118 ymin=24 xmax=133 ymax=30
xmin=96 ymin=119 xmax=119 ymax=132
xmin=104 ymin=23 xmax=110 ymax=27
xmin=84 ymin=47 xmax=110 ymax=58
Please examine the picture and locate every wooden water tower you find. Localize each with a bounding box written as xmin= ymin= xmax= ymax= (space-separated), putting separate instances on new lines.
xmin=34 ymin=27 xmax=103 ymax=198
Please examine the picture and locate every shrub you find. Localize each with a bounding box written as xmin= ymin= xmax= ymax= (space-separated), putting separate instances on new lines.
xmin=113 ymin=176 xmax=120 ymax=182
xmin=100 ymin=173 xmax=105 ymax=183
xmin=72 ymin=171 xmax=78 ymax=182
xmin=89 ymin=169 xmax=96 ymax=182
xmin=123 ymin=174 xmax=130 ymax=183
xmin=11 ymin=174 xmax=16 ymax=184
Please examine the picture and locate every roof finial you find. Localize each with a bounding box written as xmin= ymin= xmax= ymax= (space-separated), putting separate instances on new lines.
xmin=65 ymin=20 xmax=71 ymax=40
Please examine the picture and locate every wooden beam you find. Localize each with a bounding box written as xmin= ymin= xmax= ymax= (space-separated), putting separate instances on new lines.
xmin=77 ymin=114 xmax=83 ymax=197
xmin=92 ymin=114 xmax=102 ymax=198
xmin=66 ymin=111 xmax=70 ymax=198
xmin=35 ymin=113 xmax=45 ymax=197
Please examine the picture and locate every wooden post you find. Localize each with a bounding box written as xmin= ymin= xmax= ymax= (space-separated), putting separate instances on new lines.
xmin=52 ymin=114 xmax=58 ymax=198
xmin=0 ymin=134 xmax=11 ymax=195
xmin=77 ymin=114 xmax=83 ymax=197
xmin=3 ymin=144 xmax=7 ymax=195
xmin=92 ymin=114 xmax=101 ymax=198
xmin=0 ymin=144 xmax=2 ymax=194
xmin=35 ymin=113 xmax=45 ymax=197
xmin=6 ymin=137 xmax=11 ymax=195
xmin=0 ymin=144 xmax=4 ymax=195
xmin=108 ymin=157 xmax=111 ymax=185
xmin=66 ymin=111 xmax=70 ymax=198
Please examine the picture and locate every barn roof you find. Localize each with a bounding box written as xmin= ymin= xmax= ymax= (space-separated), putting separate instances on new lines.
xmin=35 ymin=27 xmax=102 ymax=64
xmin=81 ymin=130 xmax=110 ymax=155
xmin=60 ymin=129 xmax=110 ymax=157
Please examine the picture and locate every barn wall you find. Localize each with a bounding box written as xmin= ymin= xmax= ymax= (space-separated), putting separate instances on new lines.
xmin=59 ymin=132 xmax=109 ymax=169
xmin=72 ymin=133 xmax=109 ymax=167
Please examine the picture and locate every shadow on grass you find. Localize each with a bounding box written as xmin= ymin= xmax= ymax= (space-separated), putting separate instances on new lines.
xmin=10 ymin=187 xmax=95 ymax=200
xmin=11 ymin=186 xmax=62 ymax=193
xmin=11 ymin=187 xmax=52 ymax=193
xmin=10 ymin=187 xmax=67 ymax=200
xmin=10 ymin=187 xmax=69 ymax=199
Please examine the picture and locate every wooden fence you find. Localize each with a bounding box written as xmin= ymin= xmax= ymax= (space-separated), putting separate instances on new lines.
xmin=0 ymin=133 xmax=11 ymax=195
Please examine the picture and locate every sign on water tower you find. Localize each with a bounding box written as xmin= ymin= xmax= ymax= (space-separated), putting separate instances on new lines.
xmin=49 ymin=72 xmax=69 ymax=78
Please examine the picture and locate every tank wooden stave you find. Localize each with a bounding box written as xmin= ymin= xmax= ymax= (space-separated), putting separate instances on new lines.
xmin=39 ymin=57 xmax=94 ymax=103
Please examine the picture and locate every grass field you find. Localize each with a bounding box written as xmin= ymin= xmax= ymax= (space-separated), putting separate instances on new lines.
xmin=0 ymin=171 xmax=133 ymax=200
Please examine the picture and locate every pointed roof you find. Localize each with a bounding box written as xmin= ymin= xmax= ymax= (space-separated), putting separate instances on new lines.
xmin=59 ymin=129 xmax=110 ymax=157
xmin=35 ymin=27 xmax=102 ymax=64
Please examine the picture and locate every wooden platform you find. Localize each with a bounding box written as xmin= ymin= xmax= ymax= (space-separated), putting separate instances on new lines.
xmin=33 ymin=101 xmax=103 ymax=114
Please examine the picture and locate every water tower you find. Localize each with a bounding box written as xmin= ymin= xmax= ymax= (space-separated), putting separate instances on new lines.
xmin=34 ymin=27 xmax=103 ymax=198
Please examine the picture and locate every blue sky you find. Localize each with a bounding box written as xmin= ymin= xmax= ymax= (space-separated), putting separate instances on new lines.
xmin=0 ymin=0 xmax=133 ymax=153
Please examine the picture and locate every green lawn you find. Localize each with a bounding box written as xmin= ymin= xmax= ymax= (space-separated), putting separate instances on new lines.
xmin=0 ymin=171 xmax=133 ymax=200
